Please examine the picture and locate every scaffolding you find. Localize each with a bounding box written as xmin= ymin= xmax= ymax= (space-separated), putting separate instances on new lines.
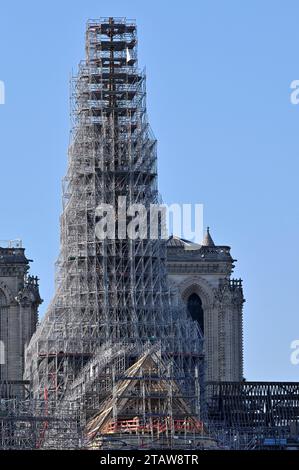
xmin=204 ymin=381 xmax=299 ymax=449
xmin=82 ymin=343 xmax=213 ymax=450
xmin=0 ymin=397 xmax=81 ymax=450
xmin=23 ymin=17 xmax=204 ymax=449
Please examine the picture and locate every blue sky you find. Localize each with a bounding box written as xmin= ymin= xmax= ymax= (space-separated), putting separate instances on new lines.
xmin=0 ymin=0 xmax=298 ymax=381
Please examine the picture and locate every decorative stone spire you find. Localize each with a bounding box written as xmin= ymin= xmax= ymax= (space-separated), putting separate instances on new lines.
xmin=201 ymin=227 xmax=215 ymax=247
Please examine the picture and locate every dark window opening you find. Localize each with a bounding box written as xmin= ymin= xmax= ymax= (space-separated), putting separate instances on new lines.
xmin=187 ymin=293 xmax=204 ymax=334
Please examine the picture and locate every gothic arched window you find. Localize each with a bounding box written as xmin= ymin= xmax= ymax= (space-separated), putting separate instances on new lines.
xmin=0 ymin=340 xmax=4 ymax=366
xmin=0 ymin=289 xmax=6 ymax=307
xmin=0 ymin=289 xmax=7 ymax=373
xmin=187 ymin=293 xmax=204 ymax=335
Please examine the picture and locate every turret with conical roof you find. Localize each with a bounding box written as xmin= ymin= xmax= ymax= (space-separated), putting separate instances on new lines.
xmin=201 ymin=227 xmax=215 ymax=247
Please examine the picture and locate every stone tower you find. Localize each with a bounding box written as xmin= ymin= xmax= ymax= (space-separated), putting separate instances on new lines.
xmin=166 ymin=228 xmax=245 ymax=382
xmin=0 ymin=241 xmax=41 ymax=392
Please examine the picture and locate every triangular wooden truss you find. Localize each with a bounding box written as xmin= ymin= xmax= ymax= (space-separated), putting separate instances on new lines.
xmin=85 ymin=347 xmax=204 ymax=445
